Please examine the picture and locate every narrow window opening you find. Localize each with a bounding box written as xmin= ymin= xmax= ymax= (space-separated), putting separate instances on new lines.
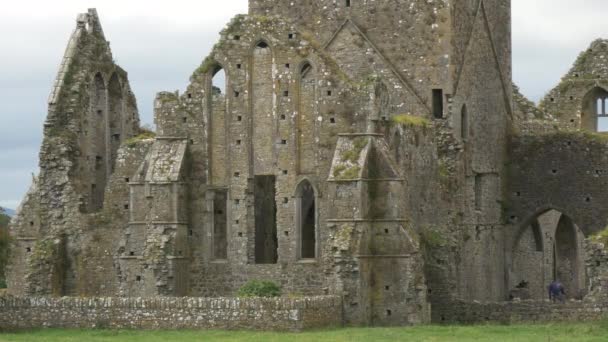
xmin=281 ymin=139 xmax=287 ymax=145
xmin=346 ymin=0 xmax=351 ymax=7
xmin=182 ymin=117 xmax=187 ymax=123
xmin=474 ymin=174 xmax=482 ymax=211
xmin=29 ymin=221 xmax=34 ymax=226
xmin=254 ymin=176 xmax=278 ymax=264
xmin=234 ymin=91 xmax=240 ymax=97
xmin=233 ymin=35 xmax=240 ymax=40
xmin=237 ymin=116 xmax=242 ymax=122
xmin=213 ymin=190 xmax=228 ymax=260
xmin=125 ymin=178 xmax=130 ymax=183
xmin=461 ymin=104 xmax=468 ymax=141
xmin=237 ymin=64 xmax=242 ymax=69
xmin=284 ymin=91 xmax=289 ymax=97
xmin=136 ymin=276 xmax=141 ymax=281
xmin=187 ymin=93 xmax=192 ymax=99
xmin=129 ymin=251 xmax=135 ymax=256
xmin=288 ymin=33 xmax=294 ymax=39
xmin=285 ymin=63 xmax=290 ymax=69
xmin=297 ymin=180 xmax=316 ymax=259
xmin=280 ymin=114 xmax=286 ymax=120
xmin=256 ymin=41 xmax=269 ymax=49
xmin=330 ymin=117 xmax=336 ymax=124
xmin=124 ymin=204 xmax=129 ymax=210
xmin=327 ymin=90 xmax=332 ymax=96
xmin=432 ymin=89 xmax=444 ymax=119
xmin=26 ymin=247 xmax=31 ymax=253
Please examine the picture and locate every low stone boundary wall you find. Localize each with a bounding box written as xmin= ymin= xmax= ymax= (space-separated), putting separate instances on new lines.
xmin=0 ymin=296 xmax=343 ymax=331
xmin=439 ymin=299 xmax=608 ymax=324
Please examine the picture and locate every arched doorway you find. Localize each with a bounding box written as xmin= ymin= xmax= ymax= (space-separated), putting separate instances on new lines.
xmin=581 ymin=87 xmax=608 ymax=132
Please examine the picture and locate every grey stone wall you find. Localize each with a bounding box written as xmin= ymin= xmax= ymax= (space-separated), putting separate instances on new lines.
xmin=438 ymin=299 xmax=608 ymax=324
xmin=0 ymin=296 xmax=342 ymax=331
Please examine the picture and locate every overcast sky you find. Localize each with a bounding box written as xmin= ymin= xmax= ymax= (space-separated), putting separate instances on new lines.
xmin=0 ymin=0 xmax=606 ymax=209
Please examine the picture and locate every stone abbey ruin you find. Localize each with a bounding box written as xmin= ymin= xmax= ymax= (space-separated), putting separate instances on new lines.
xmin=5 ymin=0 xmax=608 ymax=328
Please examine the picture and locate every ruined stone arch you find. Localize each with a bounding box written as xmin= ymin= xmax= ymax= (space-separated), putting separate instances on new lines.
xmin=294 ymin=178 xmax=319 ymax=259
xmin=581 ymin=86 xmax=608 ymax=132
xmin=508 ymin=207 xmax=586 ymax=301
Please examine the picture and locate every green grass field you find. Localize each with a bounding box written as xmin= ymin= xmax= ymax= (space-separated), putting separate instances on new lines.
xmin=1 ymin=322 xmax=608 ymax=342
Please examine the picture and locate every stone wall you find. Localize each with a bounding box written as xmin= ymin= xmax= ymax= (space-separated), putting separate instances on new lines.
xmin=439 ymin=299 xmax=608 ymax=324
xmin=0 ymin=296 xmax=342 ymax=331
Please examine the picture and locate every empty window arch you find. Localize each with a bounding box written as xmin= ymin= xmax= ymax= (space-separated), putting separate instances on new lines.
xmin=211 ymin=64 xmax=226 ymax=95
xmin=295 ymin=179 xmax=317 ymax=259
xmin=581 ymin=87 xmax=608 ymax=132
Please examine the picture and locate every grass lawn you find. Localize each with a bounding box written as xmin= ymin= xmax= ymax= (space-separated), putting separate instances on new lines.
xmin=1 ymin=322 xmax=608 ymax=342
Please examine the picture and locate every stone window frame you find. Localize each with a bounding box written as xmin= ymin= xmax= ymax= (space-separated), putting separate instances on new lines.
xmin=293 ymin=177 xmax=320 ymax=261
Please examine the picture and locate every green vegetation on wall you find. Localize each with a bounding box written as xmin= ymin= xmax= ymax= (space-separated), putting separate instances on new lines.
xmin=236 ymin=280 xmax=281 ymax=298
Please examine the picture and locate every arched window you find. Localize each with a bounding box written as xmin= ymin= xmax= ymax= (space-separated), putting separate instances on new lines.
xmin=581 ymin=87 xmax=608 ymax=132
xmin=108 ymin=73 xmax=123 ymax=173
xmin=461 ymin=104 xmax=468 ymax=141
xmin=211 ymin=65 xmax=226 ymax=95
xmin=298 ymin=61 xmax=316 ymax=174
xmin=295 ymin=180 xmax=317 ymax=259
xmin=209 ymin=63 xmax=228 ymax=186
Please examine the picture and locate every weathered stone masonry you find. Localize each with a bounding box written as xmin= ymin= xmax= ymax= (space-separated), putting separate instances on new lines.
xmin=6 ymin=1 xmax=608 ymax=329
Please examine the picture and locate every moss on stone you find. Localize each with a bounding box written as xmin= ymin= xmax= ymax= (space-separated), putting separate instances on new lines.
xmin=392 ymin=114 xmax=431 ymax=128
xmin=420 ymin=226 xmax=445 ymax=250
xmin=125 ymin=131 xmax=156 ymax=148
xmin=341 ymin=137 xmax=368 ymax=163
xmin=591 ymin=227 xmax=608 ymax=246
xmin=338 ymin=166 xmax=361 ymax=180
xmin=333 ymin=165 xmax=347 ymax=178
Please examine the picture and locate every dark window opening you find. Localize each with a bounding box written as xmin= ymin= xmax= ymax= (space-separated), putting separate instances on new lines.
xmin=187 ymin=93 xmax=192 ymax=99
xmin=125 ymin=178 xmax=130 ymax=183
xmin=233 ymin=35 xmax=240 ymax=40
xmin=330 ymin=117 xmax=336 ymax=124
xmin=30 ymin=221 xmax=34 ymax=226
xmin=346 ymin=0 xmax=351 ymax=7
xmin=213 ymin=190 xmax=228 ymax=260
xmin=124 ymin=204 xmax=129 ymax=210
xmin=254 ymin=175 xmax=278 ymax=264
xmin=327 ymin=90 xmax=332 ymax=96
xmin=461 ymin=104 xmax=468 ymax=141
xmin=129 ymin=251 xmax=135 ymax=256
xmin=256 ymin=41 xmax=269 ymax=49
xmin=432 ymin=89 xmax=444 ymax=119
xmin=234 ymin=91 xmax=240 ymax=97
xmin=297 ymin=180 xmax=316 ymax=259
xmin=136 ymin=276 xmax=141 ymax=281
xmin=288 ymin=33 xmax=294 ymax=39
xmin=26 ymin=247 xmax=31 ymax=253
xmin=237 ymin=64 xmax=242 ymax=69
xmin=284 ymin=91 xmax=289 ymax=97
xmin=286 ymin=63 xmax=290 ymax=69
xmin=237 ymin=116 xmax=242 ymax=122
xmin=474 ymin=174 xmax=482 ymax=211
xmin=280 ymin=114 xmax=286 ymax=120
xmin=182 ymin=117 xmax=187 ymax=123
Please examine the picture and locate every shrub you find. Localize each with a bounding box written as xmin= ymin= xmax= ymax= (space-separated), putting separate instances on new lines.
xmin=237 ymin=280 xmax=281 ymax=298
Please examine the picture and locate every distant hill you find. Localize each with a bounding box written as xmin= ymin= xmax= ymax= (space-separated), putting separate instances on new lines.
xmin=0 ymin=208 xmax=14 ymax=217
